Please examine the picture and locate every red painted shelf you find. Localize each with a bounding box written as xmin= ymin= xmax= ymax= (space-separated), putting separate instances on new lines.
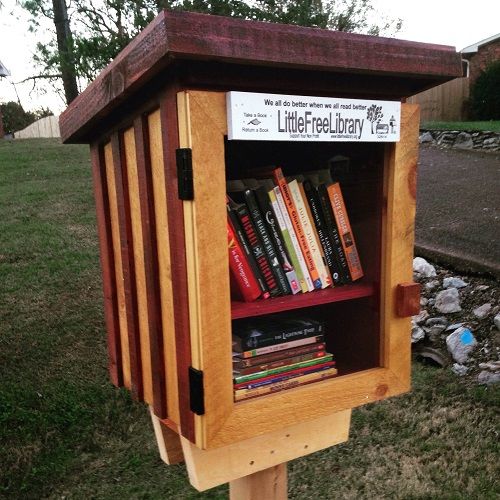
xmin=231 ymin=282 xmax=375 ymax=320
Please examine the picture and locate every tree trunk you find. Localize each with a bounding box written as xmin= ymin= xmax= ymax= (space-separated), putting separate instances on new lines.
xmin=52 ymin=0 xmax=79 ymax=104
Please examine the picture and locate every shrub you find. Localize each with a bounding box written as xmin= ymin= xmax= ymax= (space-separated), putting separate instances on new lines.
xmin=470 ymin=61 xmax=500 ymax=120
xmin=0 ymin=102 xmax=53 ymax=135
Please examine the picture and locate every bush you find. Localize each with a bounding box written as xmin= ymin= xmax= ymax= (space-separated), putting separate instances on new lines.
xmin=470 ymin=61 xmax=500 ymax=120
xmin=0 ymin=102 xmax=53 ymax=135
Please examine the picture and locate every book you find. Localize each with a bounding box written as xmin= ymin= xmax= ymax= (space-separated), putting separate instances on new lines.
xmin=253 ymin=184 xmax=300 ymax=295
xmin=235 ymin=334 xmax=324 ymax=358
xmin=317 ymin=183 xmax=351 ymax=284
xmin=233 ymin=354 xmax=334 ymax=384
xmin=233 ymin=349 xmax=329 ymax=376
xmin=233 ymin=341 xmax=326 ymax=368
xmin=233 ymin=361 xmax=336 ymax=390
xmin=272 ymin=167 xmax=322 ymax=289
xmin=273 ymin=186 xmax=313 ymax=292
xmin=244 ymin=188 xmax=290 ymax=295
xmin=234 ymin=368 xmax=338 ymax=401
xmin=232 ymin=317 xmax=324 ymax=352
xmin=227 ymin=203 xmax=270 ymax=299
xmin=327 ymin=182 xmax=364 ymax=281
xmin=302 ymin=179 xmax=343 ymax=286
xmin=227 ymin=218 xmax=262 ymax=302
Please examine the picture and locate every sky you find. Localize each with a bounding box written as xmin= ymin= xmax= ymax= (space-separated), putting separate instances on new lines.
xmin=1 ymin=0 xmax=500 ymax=115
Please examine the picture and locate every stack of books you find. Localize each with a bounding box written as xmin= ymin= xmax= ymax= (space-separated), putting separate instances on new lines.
xmin=232 ymin=316 xmax=338 ymax=401
xmin=226 ymin=166 xmax=363 ymax=302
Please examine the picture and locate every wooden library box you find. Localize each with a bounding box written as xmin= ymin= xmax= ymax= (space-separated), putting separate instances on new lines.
xmin=60 ymin=10 xmax=462 ymax=491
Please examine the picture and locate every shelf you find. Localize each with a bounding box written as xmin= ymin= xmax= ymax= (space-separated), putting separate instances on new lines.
xmin=231 ymin=282 xmax=375 ymax=320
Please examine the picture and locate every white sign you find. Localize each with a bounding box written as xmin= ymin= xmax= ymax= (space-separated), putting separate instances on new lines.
xmin=227 ymin=91 xmax=400 ymax=142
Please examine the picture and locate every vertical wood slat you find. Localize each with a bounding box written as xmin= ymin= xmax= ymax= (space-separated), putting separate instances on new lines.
xmin=148 ymin=109 xmax=180 ymax=424
xmin=110 ymin=133 xmax=143 ymax=401
xmin=90 ymin=144 xmax=123 ymax=387
xmin=104 ymin=143 xmax=132 ymax=389
xmin=160 ymin=89 xmax=195 ymax=441
xmin=133 ymin=115 xmax=168 ymax=418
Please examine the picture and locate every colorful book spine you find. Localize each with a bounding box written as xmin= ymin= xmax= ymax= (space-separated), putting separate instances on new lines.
xmin=233 ymin=354 xmax=334 ymax=384
xmin=273 ymin=167 xmax=322 ymax=289
xmin=233 ymin=342 xmax=326 ymax=368
xmin=244 ymin=189 xmax=290 ymax=295
xmin=318 ymin=184 xmax=351 ymax=283
xmin=274 ymin=186 xmax=313 ymax=292
xmin=234 ymin=368 xmax=338 ymax=401
xmin=236 ymin=335 xmax=324 ymax=358
xmin=327 ymin=182 xmax=364 ymax=281
xmin=303 ymin=180 xmax=343 ymax=286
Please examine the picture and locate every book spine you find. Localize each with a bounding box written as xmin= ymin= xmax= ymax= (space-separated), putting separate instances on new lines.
xmin=239 ymin=335 xmax=324 ymax=358
xmin=234 ymin=350 xmax=328 ymax=375
xmin=274 ymin=168 xmax=322 ymax=289
xmin=274 ymin=186 xmax=313 ymax=292
xmin=254 ymin=186 xmax=300 ymax=295
xmin=234 ymin=362 xmax=336 ymax=390
xmin=244 ymin=189 xmax=290 ymax=295
xmin=327 ymin=182 xmax=364 ymax=281
xmin=233 ymin=354 xmax=334 ymax=384
xmin=234 ymin=320 xmax=323 ymax=351
xmin=235 ymin=203 xmax=280 ymax=296
xmin=291 ymin=179 xmax=331 ymax=288
xmin=227 ymin=220 xmax=262 ymax=302
xmin=227 ymin=205 xmax=269 ymax=297
xmin=303 ymin=180 xmax=342 ymax=286
xmin=318 ymin=184 xmax=351 ymax=284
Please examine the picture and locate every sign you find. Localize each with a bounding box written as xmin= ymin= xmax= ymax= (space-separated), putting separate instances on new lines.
xmin=227 ymin=91 xmax=400 ymax=142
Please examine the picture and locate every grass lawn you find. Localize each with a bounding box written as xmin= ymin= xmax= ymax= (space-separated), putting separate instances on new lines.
xmin=421 ymin=121 xmax=500 ymax=132
xmin=1 ymin=139 xmax=499 ymax=499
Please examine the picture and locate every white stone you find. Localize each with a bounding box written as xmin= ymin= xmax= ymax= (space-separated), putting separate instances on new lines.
xmin=454 ymin=132 xmax=473 ymax=150
xmin=419 ymin=131 xmax=434 ymax=144
xmin=435 ymin=288 xmax=461 ymax=314
xmin=425 ymin=280 xmax=439 ymax=291
xmin=477 ymin=371 xmax=500 ymax=385
xmin=476 ymin=285 xmax=490 ymax=291
xmin=443 ymin=277 xmax=468 ymax=289
xmin=446 ymin=322 xmax=464 ymax=332
xmin=452 ymin=363 xmax=469 ymax=376
xmin=413 ymin=257 xmax=437 ymax=278
xmin=446 ymin=327 xmax=477 ymax=363
xmin=493 ymin=313 xmax=500 ymax=330
xmin=420 ymin=297 xmax=428 ymax=307
xmin=411 ymin=325 xmax=425 ymax=343
xmin=473 ymin=303 xmax=492 ymax=320
xmin=412 ymin=309 xmax=429 ymax=324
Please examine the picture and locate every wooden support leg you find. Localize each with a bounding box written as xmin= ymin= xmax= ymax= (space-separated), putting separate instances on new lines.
xmin=150 ymin=407 xmax=184 ymax=465
xmin=229 ymin=463 xmax=288 ymax=500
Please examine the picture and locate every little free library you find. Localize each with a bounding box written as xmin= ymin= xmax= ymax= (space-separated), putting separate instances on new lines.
xmin=59 ymin=10 xmax=462 ymax=496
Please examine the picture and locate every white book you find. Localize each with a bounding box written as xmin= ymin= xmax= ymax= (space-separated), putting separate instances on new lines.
xmin=288 ymin=179 xmax=331 ymax=288
xmin=274 ymin=186 xmax=314 ymax=292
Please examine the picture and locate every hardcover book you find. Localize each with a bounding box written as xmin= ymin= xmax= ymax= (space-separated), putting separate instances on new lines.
xmin=234 ymin=334 xmax=324 ymax=358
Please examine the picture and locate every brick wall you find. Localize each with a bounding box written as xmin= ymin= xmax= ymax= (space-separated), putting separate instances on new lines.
xmin=466 ymin=38 xmax=500 ymax=86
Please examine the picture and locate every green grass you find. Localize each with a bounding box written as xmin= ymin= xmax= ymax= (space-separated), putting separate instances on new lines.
xmin=1 ymin=139 xmax=499 ymax=499
xmin=421 ymin=121 xmax=500 ymax=132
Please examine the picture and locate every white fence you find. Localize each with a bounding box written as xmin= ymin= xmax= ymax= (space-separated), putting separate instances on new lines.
xmin=15 ymin=115 xmax=60 ymax=139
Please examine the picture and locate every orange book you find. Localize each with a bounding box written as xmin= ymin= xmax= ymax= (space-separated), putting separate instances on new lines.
xmin=326 ymin=182 xmax=364 ymax=281
xmin=272 ymin=168 xmax=322 ymax=290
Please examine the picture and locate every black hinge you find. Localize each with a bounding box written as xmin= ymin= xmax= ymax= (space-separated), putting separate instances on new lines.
xmin=188 ymin=367 xmax=205 ymax=415
xmin=176 ymin=148 xmax=193 ymax=200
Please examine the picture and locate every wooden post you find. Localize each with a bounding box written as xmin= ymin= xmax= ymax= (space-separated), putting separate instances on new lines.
xmin=229 ymin=464 xmax=288 ymax=500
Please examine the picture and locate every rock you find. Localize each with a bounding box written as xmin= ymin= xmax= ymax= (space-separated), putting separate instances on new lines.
xmin=420 ymin=297 xmax=428 ymax=307
xmin=476 ymin=285 xmax=490 ymax=291
xmin=452 ymin=363 xmax=469 ymax=376
xmin=411 ymin=325 xmax=425 ymax=343
xmin=413 ymin=257 xmax=437 ymax=278
xmin=425 ymin=280 xmax=439 ymax=291
xmin=425 ymin=324 xmax=447 ymax=342
xmin=493 ymin=312 xmax=500 ymax=330
xmin=473 ymin=303 xmax=492 ymax=320
xmin=454 ymin=132 xmax=473 ymax=149
xmin=413 ymin=345 xmax=449 ymax=367
xmin=412 ymin=309 xmax=429 ymax=324
xmin=443 ymin=277 xmax=468 ymax=289
xmin=426 ymin=316 xmax=448 ymax=327
xmin=446 ymin=327 xmax=477 ymax=363
xmin=446 ymin=322 xmax=464 ymax=332
xmin=477 ymin=371 xmax=500 ymax=385
xmin=419 ymin=131 xmax=434 ymax=144
xmin=478 ymin=361 xmax=500 ymax=371
xmin=435 ymin=288 xmax=461 ymax=314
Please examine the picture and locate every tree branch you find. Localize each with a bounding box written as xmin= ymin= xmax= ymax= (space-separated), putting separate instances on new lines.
xmin=16 ymin=74 xmax=63 ymax=84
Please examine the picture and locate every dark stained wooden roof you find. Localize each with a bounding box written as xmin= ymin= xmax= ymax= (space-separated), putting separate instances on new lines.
xmin=60 ymin=10 xmax=462 ymax=143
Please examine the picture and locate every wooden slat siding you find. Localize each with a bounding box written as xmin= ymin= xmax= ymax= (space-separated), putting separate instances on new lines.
xmin=111 ymin=132 xmax=143 ymax=401
xmin=90 ymin=143 xmax=123 ymax=387
xmin=133 ymin=115 xmax=168 ymax=418
xmin=60 ymin=11 xmax=462 ymax=144
xmin=148 ymin=109 xmax=180 ymax=424
xmin=160 ymin=88 xmax=195 ymax=442
xmin=123 ymin=127 xmax=154 ymax=405
xmin=104 ymin=142 xmax=132 ymax=389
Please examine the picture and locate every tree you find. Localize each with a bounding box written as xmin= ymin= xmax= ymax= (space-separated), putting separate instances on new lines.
xmin=469 ymin=61 xmax=500 ymax=120
xmin=366 ymin=104 xmax=383 ymax=134
xmin=0 ymin=101 xmax=53 ymax=135
xmin=21 ymin=0 xmax=402 ymax=101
